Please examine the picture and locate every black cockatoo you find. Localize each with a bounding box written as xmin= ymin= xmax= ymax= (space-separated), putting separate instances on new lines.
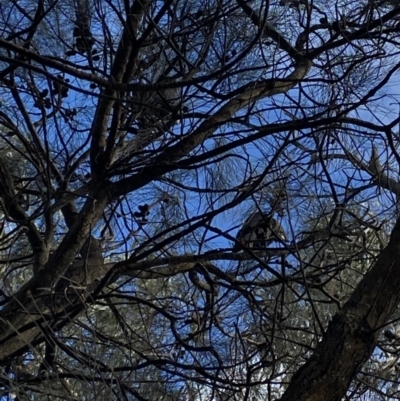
xmin=234 ymin=212 xmax=286 ymax=252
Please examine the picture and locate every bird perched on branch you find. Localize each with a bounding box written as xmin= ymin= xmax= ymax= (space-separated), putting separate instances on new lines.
xmin=233 ymin=212 xmax=286 ymax=252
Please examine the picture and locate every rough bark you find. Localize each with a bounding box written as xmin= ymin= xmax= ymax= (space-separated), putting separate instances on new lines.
xmin=0 ymin=186 xmax=111 ymax=360
xmin=280 ymin=216 xmax=400 ymax=401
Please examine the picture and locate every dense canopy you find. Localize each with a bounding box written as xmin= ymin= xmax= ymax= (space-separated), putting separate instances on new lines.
xmin=1 ymin=0 xmax=400 ymax=400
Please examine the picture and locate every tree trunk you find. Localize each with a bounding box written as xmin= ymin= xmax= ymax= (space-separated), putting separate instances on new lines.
xmin=280 ymin=217 xmax=400 ymax=401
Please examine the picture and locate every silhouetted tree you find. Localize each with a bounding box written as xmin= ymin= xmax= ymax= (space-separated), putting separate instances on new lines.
xmin=0 ymin=0 xmax=400 ymax=400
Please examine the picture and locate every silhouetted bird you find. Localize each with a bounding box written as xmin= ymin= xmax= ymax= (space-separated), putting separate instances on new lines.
xmin=234 ymin=212 xmax=286 ymax=252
